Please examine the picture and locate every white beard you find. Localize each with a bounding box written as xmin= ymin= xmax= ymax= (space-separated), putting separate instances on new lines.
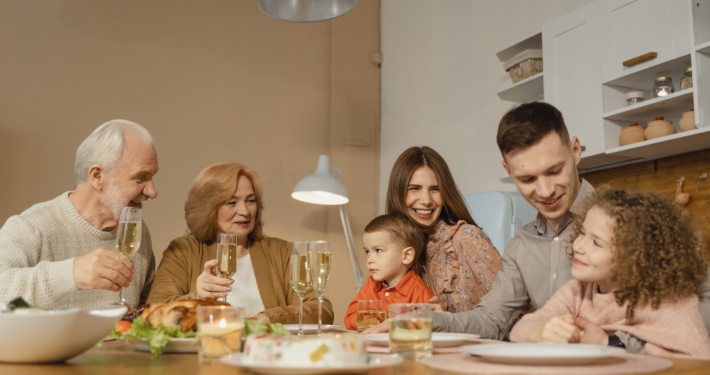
xmin=99 ymin=180 xmax=131 ymax=221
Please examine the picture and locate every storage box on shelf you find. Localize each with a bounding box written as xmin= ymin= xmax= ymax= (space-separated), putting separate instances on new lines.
xmin=495 ymin=32 xmax=543 ymax=103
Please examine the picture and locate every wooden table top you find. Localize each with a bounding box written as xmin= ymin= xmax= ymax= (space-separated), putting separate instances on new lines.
xmin=1 ymin=340 xmax=709 ymax=375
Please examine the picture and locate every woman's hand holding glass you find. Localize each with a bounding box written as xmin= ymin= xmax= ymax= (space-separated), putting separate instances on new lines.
xmin=195 ymin=259 xmax=234 ymax=300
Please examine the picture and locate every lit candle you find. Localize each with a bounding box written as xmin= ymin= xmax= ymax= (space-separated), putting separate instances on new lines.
xmin=198 ymin=319 xmax=245 ymax=358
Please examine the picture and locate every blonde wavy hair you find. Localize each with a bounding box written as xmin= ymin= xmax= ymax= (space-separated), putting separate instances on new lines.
xmin=571 ymin=188 xmax=708 ymax=321
xmin=184 ymin=163 xmax=265 ymax=244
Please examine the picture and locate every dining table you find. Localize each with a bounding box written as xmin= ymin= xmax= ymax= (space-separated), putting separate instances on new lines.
xmin=1 ymin=339 xmax=710 ymax=375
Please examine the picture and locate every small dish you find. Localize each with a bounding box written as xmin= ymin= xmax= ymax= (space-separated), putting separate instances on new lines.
xmin=364 ymin=332 xmax=480 ymax=348
xmin=220 ymin=353 xmax=402 ymax=374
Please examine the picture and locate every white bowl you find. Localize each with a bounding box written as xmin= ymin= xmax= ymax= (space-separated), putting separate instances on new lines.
xmin=0 ymin=307 xmax=126 ymax=363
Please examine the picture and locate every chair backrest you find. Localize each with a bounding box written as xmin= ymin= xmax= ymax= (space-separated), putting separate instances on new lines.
xmin=463 ymin=191 xmax=537 ymax=255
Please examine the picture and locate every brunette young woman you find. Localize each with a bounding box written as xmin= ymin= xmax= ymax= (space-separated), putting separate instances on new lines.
xmin=384 ymin=146 xmax=504 ymax=313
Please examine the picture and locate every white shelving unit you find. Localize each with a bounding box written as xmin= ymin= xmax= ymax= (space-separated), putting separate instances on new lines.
xmin=496 ymin=73 xmax=543 ymax=103
xmin=495 ymin=32 xmax=543 ymax=103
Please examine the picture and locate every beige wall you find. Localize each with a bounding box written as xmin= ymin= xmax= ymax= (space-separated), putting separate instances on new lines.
xmin=0 ymin=0 xmax=380 ymax=322
xmin=379 ymin=0 xmax=594 ymax=209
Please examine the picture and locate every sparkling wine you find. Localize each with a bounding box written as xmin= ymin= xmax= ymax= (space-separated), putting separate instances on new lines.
xmin=389 ymin=318 xmax=433 ymax=351
xmin=308 ymin=252 xmax=331 ymax=298
xmin=290 ymin=254 xmax=310 ymax=297
xmin=116 ymin=221 xmax=142 ymax=258
xmin=357 ymin=310 xmax=386 ymax=332
xmin=216 ymin=243 xmax=237 ymax=278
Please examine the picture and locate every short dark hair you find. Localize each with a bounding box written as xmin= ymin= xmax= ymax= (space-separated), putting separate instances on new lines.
xmin=496 ymin=102 xmax=571 ymax=157
xmin=364 ymin=213 xmax=425 ymax=271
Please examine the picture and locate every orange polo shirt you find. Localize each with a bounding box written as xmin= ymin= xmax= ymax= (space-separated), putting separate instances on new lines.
xmin=344 ymin=269 xmax=434 ymax=330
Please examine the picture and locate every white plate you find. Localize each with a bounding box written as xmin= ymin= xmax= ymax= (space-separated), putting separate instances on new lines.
xmin=281 ymin=324 xmax=341 ymax=335
xmin=364 ymin=332 xmax=480 ymax=348
xmin=131 ymin=338 xmax=197 ymax=354
xmin=220 ymin=353 xmax=403 ymax=375
xmin=459 ymin=343 xmax=625 ymax=365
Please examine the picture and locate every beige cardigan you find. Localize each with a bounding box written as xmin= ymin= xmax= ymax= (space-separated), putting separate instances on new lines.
xmin=147 ymin=235 xmax=334 ymax=325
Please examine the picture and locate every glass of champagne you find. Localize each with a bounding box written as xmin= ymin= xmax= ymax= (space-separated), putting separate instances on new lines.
xmin=290 ymin=241 xmax=310 ymax=336
xmin=307 ymin=240 xmax=331 ymax=336
xmin=357 ymin=299 xmax=386 ymax=333
xmin=215 ymin=233 xmax=237 ymax=303
xmin=389 ymin=303 xmax=433 ymax=358
xmin=114 ymin=207 xmax=142 ymax=306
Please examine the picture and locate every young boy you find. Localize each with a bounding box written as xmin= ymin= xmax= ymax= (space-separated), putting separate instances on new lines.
xmin=344 ymin=213 xmax=436 ymax=330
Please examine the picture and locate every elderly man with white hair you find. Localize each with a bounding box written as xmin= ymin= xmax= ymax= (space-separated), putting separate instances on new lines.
xmin=0 ymin=120 xmax=159 ymax=310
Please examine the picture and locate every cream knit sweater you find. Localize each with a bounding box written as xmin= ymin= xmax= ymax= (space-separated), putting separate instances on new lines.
xmin=510 ymin=279 xmax=710 ymax=360
xmin=0 ymin=192 xmax=155 ymax=310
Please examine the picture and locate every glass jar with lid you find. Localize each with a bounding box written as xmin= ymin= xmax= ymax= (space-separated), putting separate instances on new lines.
xmin=653 ymin=76 xmax=674 ymax=98
xmin=680 ymin=67 xmax=693 ymax=90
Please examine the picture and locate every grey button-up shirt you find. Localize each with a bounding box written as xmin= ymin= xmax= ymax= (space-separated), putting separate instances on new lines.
xmin=431 ymin=180 xmax=593 ymax=340
xmin=433 ymin=179 xmax=710 ymax=350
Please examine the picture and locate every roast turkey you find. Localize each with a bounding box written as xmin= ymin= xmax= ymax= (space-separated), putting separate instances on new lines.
xmin=140 ymin=300 xmax=230 ymax=332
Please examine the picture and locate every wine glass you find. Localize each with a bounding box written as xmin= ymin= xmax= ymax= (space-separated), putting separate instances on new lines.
xmin=215 ymin=234 xmax=238 ymax=303
xmin=114 ymin=207 xmax=142 ymax=306
xmin=290 ymin=241 xmax=310 ymax=337
xmin=307 ymin=240 xmax=331 ymax=336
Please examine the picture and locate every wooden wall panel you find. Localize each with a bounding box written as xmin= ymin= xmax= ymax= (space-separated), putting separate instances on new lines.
xmin=583 ymin=150 xmax=710 ymax=256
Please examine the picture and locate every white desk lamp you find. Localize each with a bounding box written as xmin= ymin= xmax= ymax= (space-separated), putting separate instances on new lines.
xmin=292 ymin=155 xmax=364 ymax=290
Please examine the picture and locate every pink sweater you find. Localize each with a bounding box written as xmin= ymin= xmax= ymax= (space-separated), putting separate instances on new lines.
xmin=510 ymin=280 xmax=710 ymax=360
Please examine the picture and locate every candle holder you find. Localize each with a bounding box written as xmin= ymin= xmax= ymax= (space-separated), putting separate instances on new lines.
xmin=196 ymin=305 xmax=245 ymax=361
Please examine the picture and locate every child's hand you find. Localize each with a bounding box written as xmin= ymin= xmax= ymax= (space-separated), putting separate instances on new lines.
xmin=532 ymin=314 xmax=581 ymax=343
xmin=428 ymin=295 xmax=446 ymax=312
xmin=575 ymin=317 xmax=610 ymax=345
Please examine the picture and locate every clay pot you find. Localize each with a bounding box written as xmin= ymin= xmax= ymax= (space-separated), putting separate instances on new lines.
xmin=619 ymin=122 xmax=646 ymax=146
xmin=645 ymin=116 xmax=676 ymax=140
xmin=679 ymin=109 xmax=696 ymax=132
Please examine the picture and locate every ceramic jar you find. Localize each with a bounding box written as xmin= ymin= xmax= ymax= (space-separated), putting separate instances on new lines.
xmin=645 ymin=116 xmax=676 ymax=140
xmin=619 ymin=122 xmax=646 ymax=146
xmin=679 ymin=109 xmax=696 ymax=132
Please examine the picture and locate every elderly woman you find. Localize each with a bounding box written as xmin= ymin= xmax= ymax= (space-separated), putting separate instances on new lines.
xmin=147 ymin=163 xmax=334 ymax=324
xmin=385 ymin=146 xmax=503 ymax=313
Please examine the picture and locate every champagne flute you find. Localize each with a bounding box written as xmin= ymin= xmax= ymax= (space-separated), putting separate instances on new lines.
xmin=307 ymin=240 xmax=331 ymax=336
xmin=290 ymin=241 xmax=310 ymax=337
xmin=114 ymin=207 xmax=142 ymax=306
xmin=215 ymin=234 xmax=237 ymax=303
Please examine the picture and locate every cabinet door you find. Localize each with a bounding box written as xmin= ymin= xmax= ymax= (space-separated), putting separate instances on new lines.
xmin=599 ymin=0 xmax=691 ymax=82
xmin=543 ymin=2 xmax=604 ymax=157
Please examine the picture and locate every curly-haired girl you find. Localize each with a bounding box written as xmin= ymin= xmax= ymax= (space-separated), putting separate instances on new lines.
xmin=510 ymin=188 xmax=710 ymax=359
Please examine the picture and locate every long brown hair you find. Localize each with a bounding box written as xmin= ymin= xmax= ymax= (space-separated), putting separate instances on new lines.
xmin=385 ymin=146 xmax=477 ymax=232
xmin=184 ymin=162 xmax=265 ymax=244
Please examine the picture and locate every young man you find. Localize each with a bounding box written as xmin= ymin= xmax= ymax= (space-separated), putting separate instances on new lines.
xmin=430 ymin=102 xmax=710 ymax=351
xmin=0 ymin=119 xmax=159 ymax=310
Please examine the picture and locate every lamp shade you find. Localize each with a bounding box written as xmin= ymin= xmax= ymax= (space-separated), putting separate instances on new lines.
xmin=258 ymin=0 xmax=357 ymax=22
xmin=292 ymin=155 xmax=349 ymax=205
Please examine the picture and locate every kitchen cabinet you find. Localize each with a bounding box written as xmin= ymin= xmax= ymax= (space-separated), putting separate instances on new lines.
xmin=542 ymin=2 xmax=630 ymax=169
xmin=598 ymin=0 xmax=691 ymax=83
xmin=496 ymin=0 xmax=710 ymax=173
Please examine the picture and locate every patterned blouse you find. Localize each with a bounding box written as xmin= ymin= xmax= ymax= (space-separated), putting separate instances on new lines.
xmin=424 ymin=220 xmax=503 ymax=313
